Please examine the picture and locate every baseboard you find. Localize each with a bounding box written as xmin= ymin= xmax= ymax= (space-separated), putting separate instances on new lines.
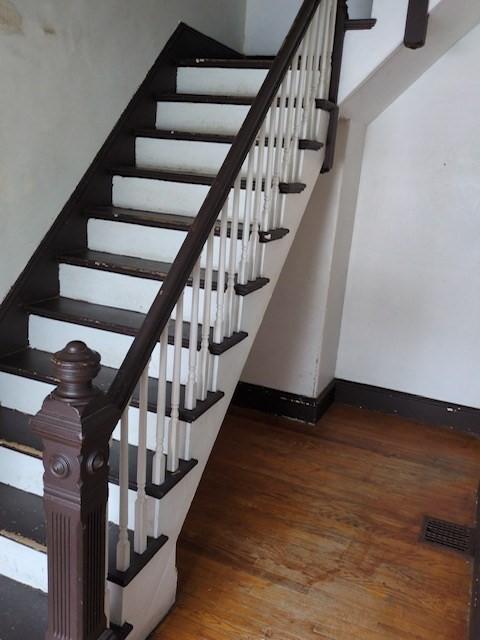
xmin=232 ymin=378 xmax=480 ymax=436
xmin=336 ymin=379 xmax=480 ymax=438
xmin=232 ymin=380 xmax=336 ymax=424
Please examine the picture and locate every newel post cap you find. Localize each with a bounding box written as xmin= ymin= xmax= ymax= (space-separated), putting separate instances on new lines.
xmin=51 ymin=341 xmax=101 ymax=406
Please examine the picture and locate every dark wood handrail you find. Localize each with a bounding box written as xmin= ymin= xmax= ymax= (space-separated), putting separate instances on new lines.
xmin=404 ymin=0 xmax=429 ymax=49
xmin=107 ymin=0 xmax=323 ymax=414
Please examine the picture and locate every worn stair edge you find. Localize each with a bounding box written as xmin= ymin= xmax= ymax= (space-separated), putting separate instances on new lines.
xmin=25 ymin=296 xmax=248 ymax=355
xmin=345 ymin=18 xmax=377 ymax=30
xmin=111 ymin=166 xmax=306 ymax=193
xmin=235 ymin=277 xmax=270 ymax=297
xmin=176 ymin=57 xmax=273 ymax=68
xmin=0 ymin=483 xmax=168 ymax=589
xmin=0 ymin=348 xmax=224 ymax=423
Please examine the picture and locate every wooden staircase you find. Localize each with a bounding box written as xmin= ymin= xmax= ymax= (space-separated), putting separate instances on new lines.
xmin=0 ymin=1 xmax=360 ymax=638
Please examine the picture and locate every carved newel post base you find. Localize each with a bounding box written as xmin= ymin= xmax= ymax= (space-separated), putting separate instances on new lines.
xmin=31 ymin=341 xmax=120 ymax=640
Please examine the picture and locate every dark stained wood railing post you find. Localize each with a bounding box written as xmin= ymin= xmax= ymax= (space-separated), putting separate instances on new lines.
xmin=31 ymin=341 xmax=120 ymax=640
xmin=321 ymin=0 xmax=348 ymax=174
xmin=404 ymin=0 xmax=429 ymax=49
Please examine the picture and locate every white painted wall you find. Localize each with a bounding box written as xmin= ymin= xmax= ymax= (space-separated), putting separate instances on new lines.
xmin=0 ymin=0 xmax=246 ymax=302
xmin=242 ymin=0 xmax=374 ymax=55
xmin=242 ymin=119 xmax=366 ymax=397
xmin=336 ymin=23 xmax=480 ymax=407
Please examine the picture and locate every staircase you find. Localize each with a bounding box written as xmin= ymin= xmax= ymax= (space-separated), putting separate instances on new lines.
xmin=0 ymin=1 xmax=353 ymax=639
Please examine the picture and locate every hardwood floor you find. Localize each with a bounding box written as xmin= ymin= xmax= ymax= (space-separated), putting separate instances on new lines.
xmin=153 ymin=404 xmax=480 ymax=640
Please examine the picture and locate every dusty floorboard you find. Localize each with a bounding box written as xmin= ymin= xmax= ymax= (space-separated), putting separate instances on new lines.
xmin=153 ymin=404 xmax=480 ymax=639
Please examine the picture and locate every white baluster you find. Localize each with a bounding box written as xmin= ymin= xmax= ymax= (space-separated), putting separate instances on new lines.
xmin=258 ymin=105 xmax=279 ymax=278
xmin=301 ymin=8 xmax=321 ymax=142
xmin=198 ymin=231 xmax=214 ymax=400
xmin=134 ymin=363 xmax=149 ymax=555
xmin=236 ymin=148 xmax=256 ymax=332
xmin=168 ymin=292 xmax=184 ymax=473
xmin=308 ymin=2 xmax=328 ymax=140
xmin=271 ymin=79 xmax=289 ymax=230
xmin=289 ymin=31 xmax=312 ymax=183
xmin=319 ymin=0 xmax=337 ymax=100
xmin=249 ymin=120 xmax=267 ymax=280
xmin=152 ymin=328 xmax=168 ymax=538
xmin=185 ymin=260 xmax=201 ymax=410
xmin=116 ymin=407 xmax=131 ymax=571
xmin=211 ymin=200 xmax=230 ymax=393
xmin=225 ymin=175 xmax=241 ymax=338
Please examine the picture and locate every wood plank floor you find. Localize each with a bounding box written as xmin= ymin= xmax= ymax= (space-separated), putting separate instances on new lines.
xmin=153 ymin=404 xmax=480 ymax=640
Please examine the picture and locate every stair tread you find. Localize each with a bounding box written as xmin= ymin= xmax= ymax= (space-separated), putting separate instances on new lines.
xmin=177 ymin=57 xmax=273 ymax=69
xmin=156 ymin=92 xmax=254 ymax=105
xmin=59 ymin=249 xmax=220 ymax=288
xmin=0 ymin=408 xmax=199 ymax=502
xmin=112 ymin=166 xmax=305 ymax=193
xmin=0 ymin=482 xmax=167 ymax=590
xmin=0 ymin=348 xmax=224 ymax=423
xmin=86 ymin=206 xmax=289 ymax=247
xmin=0 ymin=575 xmax=47 ymax=640
xmin=136 ymin=128 xmax=236 ymax=145
xmin=26 ymin=296 xmax=249 ymax=356
xmin=86 ymin=205 xmax=243 ymax=238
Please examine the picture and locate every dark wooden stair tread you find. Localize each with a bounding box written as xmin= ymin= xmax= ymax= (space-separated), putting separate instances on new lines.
xmin=156 ymin=93 xmax=254 ymax=105
xmin=177 ymin=58 xmax=273 ymax=69
xmin=0 ymin=574 xmax=132 ymax=640
xmin=136 ymin=129 xmax=323 ymax=155
xmin=111 ymin=166 xmax=306 ymax=194
xmin=0 ymin=348 xmax=223 ymax=423
xmin=0 ymin=483 xmax=166 ymax=590
xmin=345 ymin=18 xmax=377 ymax=30
xmin=25 ymin=296 xmax=248 ymax=355
xmin=58 ymin=250 xmax=220 ymax=288
xmin=0 ymin=407 xmax=198 ymax=502
xmin=85 ymin=205 xmax=289 ymax=245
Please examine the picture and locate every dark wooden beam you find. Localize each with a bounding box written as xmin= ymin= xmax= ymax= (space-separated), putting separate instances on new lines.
xmin=404 ymin=0 xmax=429 ymax=49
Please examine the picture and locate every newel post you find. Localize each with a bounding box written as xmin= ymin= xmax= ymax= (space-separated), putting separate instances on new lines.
xmin=31 ymin=341 xmax=120 ymax=640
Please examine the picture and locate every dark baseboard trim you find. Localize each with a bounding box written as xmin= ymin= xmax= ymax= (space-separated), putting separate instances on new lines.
xmin=336 ymin=379 xmax=480 ymax=438
xmin=232 ymin=380 xmax=336 ymax=425
xmin=232 ymin=378 xmax=480 ymax=436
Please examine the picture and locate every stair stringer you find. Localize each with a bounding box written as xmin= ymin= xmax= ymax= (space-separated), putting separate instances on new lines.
xmin=111 ymin=132 xmax=328 ymax=638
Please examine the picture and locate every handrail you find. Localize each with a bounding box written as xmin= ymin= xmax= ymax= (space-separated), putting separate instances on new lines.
xmin=107 ymin=0 xmax=323 ymax=415
xmin=404 ymin=0 xmax=429 ymax=49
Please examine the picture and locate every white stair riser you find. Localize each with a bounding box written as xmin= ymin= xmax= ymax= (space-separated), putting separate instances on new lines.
xmin=156 ymin=102 xmax=249 ymax=135
xmin=177 ymin=67 xmax=268 ymax=97
xmin=136 ymin=137 xmax=273 ymax=178
xmin=0 ymin=536 xmax=48 ymax=592
xmin=0 ymin=372 xmax=191 ymax=457
xmin=113 ymin=175 xmax=209 ymax=217
xmin=88 ymin=220 xmax=243 ymax=269
xmin=28 ymin=316 xmax=191 ymax=385
xmin=113 ymin=175 xmax=266 ymax=221
xmin=59 ymin=264 xmax=218 ymax=320
xmin=136 ymin=138 xmax=230 ymax=175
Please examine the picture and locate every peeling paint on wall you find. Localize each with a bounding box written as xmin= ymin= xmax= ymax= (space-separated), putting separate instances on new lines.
xmin=0 ymin=0 xmax=22 ymax=34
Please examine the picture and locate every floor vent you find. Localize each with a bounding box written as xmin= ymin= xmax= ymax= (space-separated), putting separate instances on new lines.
xmin=421 ymin=516 xmax=474 ymax=556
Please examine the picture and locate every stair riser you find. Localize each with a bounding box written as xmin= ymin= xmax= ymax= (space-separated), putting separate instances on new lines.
xmin=88 ymin=220 xmax=243 ymax=269
xmin=0 ymin=372 xmax=191 ymax=456
xmin=136 ymin=138 xmax=231 ymax=175
xmin=113 ymin=175 xmax=273 ymax=220
xmin=177 ymin=67 xmax=269 ymax=97
xmin=0 ymin=536 xmax=47 ymax=593
xmin=113 ymin=175 xmax=209 ymax=217
xmin=28 ymin=316 xmax=192 ymax=384
xmin=135 ymin=138 xmax=274 ymax=177
xmin=156 ymin=101 xmax=249 ymax=136
xmin=59 ymin=264 xmax=219 ymax=319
